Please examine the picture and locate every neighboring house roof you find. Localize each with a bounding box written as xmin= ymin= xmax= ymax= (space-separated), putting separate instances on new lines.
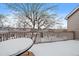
xmin=65 ymin=7 xmax=79 ymax=20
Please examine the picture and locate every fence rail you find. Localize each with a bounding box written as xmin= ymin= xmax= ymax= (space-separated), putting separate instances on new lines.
xmin=0 ymin=30 xmax=74 ymax=43
xmin=0 ymin=31 xmax=32 ymax=42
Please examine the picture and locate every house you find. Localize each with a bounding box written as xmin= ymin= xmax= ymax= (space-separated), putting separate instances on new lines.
xmin=66 ymin=7 xmax=79 ymax=39
xmin=66 ymin=7 xmax=79 ymax=31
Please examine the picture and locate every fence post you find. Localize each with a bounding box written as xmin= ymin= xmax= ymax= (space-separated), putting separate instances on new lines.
xmin=73 ymin=31 xmax=75 ymax=39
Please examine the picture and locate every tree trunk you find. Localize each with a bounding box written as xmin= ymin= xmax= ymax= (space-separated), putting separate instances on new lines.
xmin=31 ymin=21 xmax=35 ymax=40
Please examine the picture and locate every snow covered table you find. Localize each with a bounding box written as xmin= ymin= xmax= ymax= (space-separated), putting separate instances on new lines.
xmin=30 ymin=40 xmax=79 ymax=56
xmin=0 ymin=38 xmax=33 ymax=56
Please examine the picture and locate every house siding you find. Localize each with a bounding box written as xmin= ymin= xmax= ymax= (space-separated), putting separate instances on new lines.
xmin=67 ymin=9 xmax=79 ymax=31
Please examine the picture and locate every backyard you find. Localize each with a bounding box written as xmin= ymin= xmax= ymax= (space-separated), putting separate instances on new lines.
xmin=0 ymin=3 xmax=79 ymax=56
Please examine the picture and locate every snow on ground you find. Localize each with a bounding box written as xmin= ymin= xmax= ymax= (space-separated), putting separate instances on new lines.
xmin=0 ymin=38 xmax=33 ymax=56
xmin=29 ymin=40 xmax=79 ymax=56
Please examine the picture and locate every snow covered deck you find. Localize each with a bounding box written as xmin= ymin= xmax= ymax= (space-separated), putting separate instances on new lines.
xmin=30 ymin=40 xmax=79 ymax=56
xmin=0 ymin=38 xmax=33 ymax=56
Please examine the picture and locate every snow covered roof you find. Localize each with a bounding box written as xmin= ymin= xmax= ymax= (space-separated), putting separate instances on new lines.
xmin=65 ymin=7 xmax=79 ymax=20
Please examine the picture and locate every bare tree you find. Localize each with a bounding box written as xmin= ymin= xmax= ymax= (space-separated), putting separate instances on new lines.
xmin=6 ymin=3 xmax=58 ymax=43
xmin=0 ymin=14 xmax=7 ymax=27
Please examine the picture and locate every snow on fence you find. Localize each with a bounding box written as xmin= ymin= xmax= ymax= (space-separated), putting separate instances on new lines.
xmin=35 ymin=31 xmax=74 ymax=43
xmin=0 ymin=30 xmax=74 ymax=43
xmin=0 ymin=31 xmax=32 ymax=42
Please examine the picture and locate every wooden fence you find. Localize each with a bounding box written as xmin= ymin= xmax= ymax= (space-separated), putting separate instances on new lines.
xmin=0 ymin=31 xmax=32 ymax=42
xmin=0 ymin=30 xmax=74 ymax=43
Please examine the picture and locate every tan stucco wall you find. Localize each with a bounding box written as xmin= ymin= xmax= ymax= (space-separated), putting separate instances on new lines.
xmin=67 ymin=10 xmax=79 ymax=31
